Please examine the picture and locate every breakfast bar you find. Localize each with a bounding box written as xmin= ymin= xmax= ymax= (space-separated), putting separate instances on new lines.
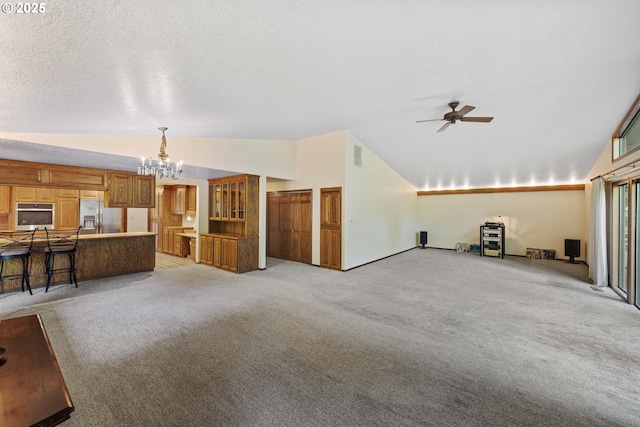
xmin=0 ymin=232 xmax=155 ymax=293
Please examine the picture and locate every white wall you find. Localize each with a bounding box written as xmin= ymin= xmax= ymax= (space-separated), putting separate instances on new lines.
xmin=267 ymin=130 xmax=346 ymax=265
xmin=267 ymin=130 xmax=419 ymax=270
xmin=417 ymin=190 xmax=586 ymax=260
xmin=343 ymin=132 xmax=419 ymax=269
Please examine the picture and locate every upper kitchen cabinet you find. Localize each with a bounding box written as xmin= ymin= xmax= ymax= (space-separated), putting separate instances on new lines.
xmin=47 ymin=166 xmax=107 ymax=189
xmin=105 ymin=172 xmax=131 ymax=208
xmin=0 ymin=159 xmax=107 ymax=189
xmin=208 ymin=174 xmax=259 ymax=236
xmin=170 ymin=185 xmax=186 ymax=215
xmin=79 ymin=190 xmax=103 ymax=199
xmin=0 ymin=186 xmax=11 ymax=214
xmin=105 ymin=171 xmax=155 ymax=208
xmin=208 ymin=175 xmax=255 ymax=224
xmin=133 ymin=175 xmax=155 ymax=208
xmin=186 ymin=185 xmax=197 ymax=216
xmin=56 ymin=188 xmax=79 ymax=199
xmin=14 ymin=187 xmax=55 ymax=202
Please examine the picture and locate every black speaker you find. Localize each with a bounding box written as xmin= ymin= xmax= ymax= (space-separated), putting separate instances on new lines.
xmin=419 ymin=231 xmax=428 ymax=249
xmin=564 ymin=239 xmax=580 ymax=263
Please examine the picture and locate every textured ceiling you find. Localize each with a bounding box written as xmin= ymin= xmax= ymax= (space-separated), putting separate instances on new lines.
xmin=1 ymin=1 xmax=640 ymax=189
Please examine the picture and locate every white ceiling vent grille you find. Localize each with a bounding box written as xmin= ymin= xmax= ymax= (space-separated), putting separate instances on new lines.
xmin=354 ymin=145 xmax=362 ymax=167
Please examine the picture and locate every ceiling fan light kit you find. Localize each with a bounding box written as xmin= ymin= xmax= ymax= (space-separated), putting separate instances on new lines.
xmin=416 ymin=101 xmax=494 ymax=133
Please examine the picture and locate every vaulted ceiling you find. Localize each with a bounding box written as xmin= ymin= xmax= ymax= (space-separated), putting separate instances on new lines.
xmin=1 ymin=1 xmax=639 ymax=189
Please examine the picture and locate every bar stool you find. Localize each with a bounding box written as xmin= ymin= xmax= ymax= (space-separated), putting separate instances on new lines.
xmin=0 ymin=229 xmax=37 ymax=295
xmin=44 ymin=227 xmax=81 ymax=293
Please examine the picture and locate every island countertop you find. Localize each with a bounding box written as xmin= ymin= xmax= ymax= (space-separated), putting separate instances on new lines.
xmin=1 ymin=232 xmax=156 ymax=293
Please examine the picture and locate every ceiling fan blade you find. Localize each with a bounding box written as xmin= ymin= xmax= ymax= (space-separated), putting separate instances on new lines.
xmin=415 ymin=118 xmax=444 ymax=123
xmin=456 ymin=105 xmax=475 ymax=117
xmin=437 ymin=122 xmax=451 ymax=133
xmin=460 ymin=117 xmax=494 ymax=123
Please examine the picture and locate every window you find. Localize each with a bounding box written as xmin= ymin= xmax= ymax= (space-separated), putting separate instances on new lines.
xmin=613 ymin=94 xmax=640 ymax=161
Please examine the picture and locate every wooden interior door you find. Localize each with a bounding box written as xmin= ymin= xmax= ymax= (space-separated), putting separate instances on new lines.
xmin=320 ymin=187 xmax=341 ymax=270
xmin=267 ymin=190 xmax=312 ymax=264
xmin=267 ymin=193 xmax=280 ymax=258
xmin=289 ymin=191 xmax=312 ymax=263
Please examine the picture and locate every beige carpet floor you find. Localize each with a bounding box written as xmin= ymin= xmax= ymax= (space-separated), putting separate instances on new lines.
xmin=1 ymin=249 xmax=639 ymax=426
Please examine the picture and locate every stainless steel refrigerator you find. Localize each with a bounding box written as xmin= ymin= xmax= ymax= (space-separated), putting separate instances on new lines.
xmin=79 ymin=199 xmax=122 ymax=234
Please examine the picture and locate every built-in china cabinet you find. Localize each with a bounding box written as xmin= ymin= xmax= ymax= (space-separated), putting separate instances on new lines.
xmin=200 ymin=174 xmax=259 ymax=273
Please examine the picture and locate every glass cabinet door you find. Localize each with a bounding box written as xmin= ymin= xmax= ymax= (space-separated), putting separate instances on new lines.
xmin=221 ymin=182 xmax=229 ymax=219
xmin=238 ymin=181 xmax=245 ymax=219
xmin=214 ymin=183 xmax=222 ymax=219
xmin=208 ymin=184 xmax=214 ymax=218
xmin=230 ymin=182 xmax=237 ymax=219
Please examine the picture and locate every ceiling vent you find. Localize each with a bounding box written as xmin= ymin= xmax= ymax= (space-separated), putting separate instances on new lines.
xmin=354 ymin=145 xmax=362 ymax=167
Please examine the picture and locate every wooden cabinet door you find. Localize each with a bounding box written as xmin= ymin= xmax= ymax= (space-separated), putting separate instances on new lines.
xmin=55 ymin=198 xmax=79 ymax=229
xmin=171 ymin=185 xmax=186 ymax=214
xmin=106 ymin=173 xmax=132 ymax=208
xmin=56 ymin=189 xmax=78 ymax=199
xmin=15 ymin=187 xmax=56 ymax=203
xmin=213 ymin=236 xmax=221 ymax=268
xmin=80 ymin=190 xmax=102 ymax=199
xmin=37 ymin=188 xmax=55 ymax=202
xmin=14 ymin=187 xmax=37 ymax=202
xmin=213 ymin=183 xmax=221 ymax=219
xmin=133 ymin=175 xmax=155 ymax=208
xmin=200 ymin=235 xmax=213 ymax=265
xmin=0 ymin=186 xmax=10 ymax=214
xmin=162 ymin=229 xmax=171 ymax=253
xmin=221 ymin=182 xmax=229 ymax=219
xmin=226 ymin=239 xmax=238 ymax=273
xmin=186 ymin=186 xmax=196 ymax=214
xmin=230 ymin=181 xmax=238 ymax=219
xmin=174 ymin=235 xmax=184 ymax=257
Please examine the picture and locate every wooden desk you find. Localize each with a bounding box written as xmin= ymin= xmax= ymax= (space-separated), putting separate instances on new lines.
xmin=0 ymin=314 xmax=74 ymax=427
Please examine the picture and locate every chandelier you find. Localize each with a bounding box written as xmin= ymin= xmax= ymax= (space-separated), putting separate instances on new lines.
xmin=138 ymin=127 xmax=185 ymax=180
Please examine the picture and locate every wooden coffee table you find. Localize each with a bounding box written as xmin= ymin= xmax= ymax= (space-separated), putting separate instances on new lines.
xmin=0 ymin=314 xmax=74 ymax=427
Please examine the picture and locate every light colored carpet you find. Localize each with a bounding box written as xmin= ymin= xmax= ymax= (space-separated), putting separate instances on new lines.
xmin=1 ymin=249 xmax=639 ymax=426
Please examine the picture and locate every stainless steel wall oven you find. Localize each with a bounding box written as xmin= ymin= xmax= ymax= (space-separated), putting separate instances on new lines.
xmin=15 ymin=203 xmax=55 ymax=231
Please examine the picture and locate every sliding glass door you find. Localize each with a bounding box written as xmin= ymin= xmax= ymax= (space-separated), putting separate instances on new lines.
xmin=618 ymin=183 xmax=629 ymax=294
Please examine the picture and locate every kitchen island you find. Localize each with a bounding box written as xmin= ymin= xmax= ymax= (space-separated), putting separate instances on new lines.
xmin=0 ymin=232 xmax=155 ymax=293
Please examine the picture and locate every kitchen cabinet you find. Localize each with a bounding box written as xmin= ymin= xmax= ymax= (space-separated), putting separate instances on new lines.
xmin=55 ymin=198 xmax=79 ymax=229
xmin=205 ymin=174 xmax=259 ymax=273
xmin=200 ymin=234 xmax=214 ymax=265
xmin=0 ymin=158 xmax=107 ymax=189
xmin=133 ymin=175 xmax=155 ymax=208
xmin=14 ymin=187 xmax=55 ymax=203
xmin=47 ymin=167 xmax=107 ymax=189
xmin=0 ymin=185 xmax=10 ymax=230
xmin=56 ymin=189 xmax=79 ymax=199
xmin=79 ymin=190 xmax=103 ymax=199
xmin=221 ymin=238 xmax=238 ymax=272
xmin=186 ymin=185 xmax=196 ymax=216
xmin=0 ymin=186 xmax=10 ymax=214
xmin=105 ymin=172 xmax=155 ymax=208
xmin=203 ymin=233 xmax=257 ymax=273
xmin=105 ymin=172 xmax=131 ymax=208
xmin=162 ymin=228 xmax=173 ymax=254
xmin=171 ymin=185 xmax=186 ymax=215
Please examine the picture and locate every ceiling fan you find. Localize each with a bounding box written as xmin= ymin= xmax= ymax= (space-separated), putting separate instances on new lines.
xmin=416 ymin=101 xmax=494 ymax=133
